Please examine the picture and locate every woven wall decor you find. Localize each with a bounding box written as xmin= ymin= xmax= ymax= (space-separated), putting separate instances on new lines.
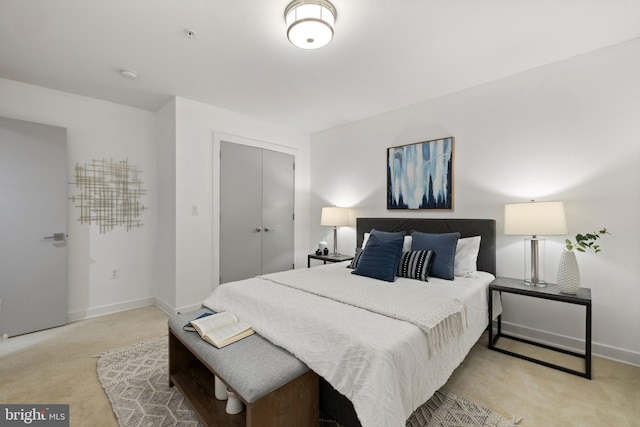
xmin=70 ymin=158 xmax=147 ymax=233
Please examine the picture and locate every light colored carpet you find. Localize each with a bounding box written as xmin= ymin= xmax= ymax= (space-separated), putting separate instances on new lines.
xmin=97 ymin=335 xmax=517 ymax=427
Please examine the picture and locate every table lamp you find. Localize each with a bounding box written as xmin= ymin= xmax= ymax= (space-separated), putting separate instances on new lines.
xmin=320 ymin=207 xmax=350 ymax=256
xmin=504 ymin=201 xmax=567 ymax=287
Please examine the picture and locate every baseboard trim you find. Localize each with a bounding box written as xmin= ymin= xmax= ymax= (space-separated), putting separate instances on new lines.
xmin=66 ymin=297 xmax=156 ymax=323
xmin=175 ymin=302 xmax=204 ymax=314
xmin=152 ymin=297 xmax=176 ymax=316
xmin=66 ymin=298 xmax=204 ymax=323
xmin=148 ymin=299 xmax=202 ymax=316
xmin=501 ymin=321 xmax=640 ymax=367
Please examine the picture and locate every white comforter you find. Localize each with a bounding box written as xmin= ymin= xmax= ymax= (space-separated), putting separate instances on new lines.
xmin=259 ymin=266 xmax=466 ymax=356
xmin=203 ymin=262 xmax=495 ymax=427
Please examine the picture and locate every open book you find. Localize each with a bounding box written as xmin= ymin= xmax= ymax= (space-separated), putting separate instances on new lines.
xmin=183 ymin=312 xmax=213 ymax=331
xmin=189 ymin=311 xmax=255 ymax=348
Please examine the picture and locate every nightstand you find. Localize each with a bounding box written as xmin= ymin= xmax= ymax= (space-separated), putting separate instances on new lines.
xmin=489 ymin=276 xmax=592 ymax=379
xmin=307 ymin=253 xmax=354 ymax=268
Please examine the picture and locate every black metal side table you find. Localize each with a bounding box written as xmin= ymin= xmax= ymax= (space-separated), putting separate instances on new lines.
xmin=307 ymin=253 xmax=353 ymax=268
xmin=489 ymin=276 xmax=592 ymax=379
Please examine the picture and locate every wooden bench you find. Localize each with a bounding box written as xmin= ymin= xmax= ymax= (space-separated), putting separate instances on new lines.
xmin=168 ymin=309 xmax=319 ymax=427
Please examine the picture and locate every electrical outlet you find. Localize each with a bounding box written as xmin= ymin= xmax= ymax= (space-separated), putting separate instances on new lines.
xmin=111 ymin=268 xmax=120 ymax=280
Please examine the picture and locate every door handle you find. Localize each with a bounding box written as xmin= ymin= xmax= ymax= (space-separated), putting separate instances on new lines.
xmin=44 ymin=232 xmax=66 ymax=242
xmin=255 ymin=227 xmax=262 ymax=232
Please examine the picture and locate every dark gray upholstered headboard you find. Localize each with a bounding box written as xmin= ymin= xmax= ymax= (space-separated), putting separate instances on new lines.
xmin=356 ymin=218 xmax=496 ymax=276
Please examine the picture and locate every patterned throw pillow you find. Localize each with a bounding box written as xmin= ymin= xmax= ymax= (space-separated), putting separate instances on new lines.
xmin=397 ymin=250 xmax=434 ymax=282
xmin=347 ymin=247 xmax=364 ymax=269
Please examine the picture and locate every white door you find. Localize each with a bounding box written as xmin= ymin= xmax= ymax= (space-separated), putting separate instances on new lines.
xmin=219 ymin=141 xmax=294 ymax=283
xmin=0 ymin=117 xmax=67 ymax=337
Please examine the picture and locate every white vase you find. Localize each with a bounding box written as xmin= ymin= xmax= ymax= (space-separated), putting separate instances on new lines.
xmin=225 ymin=389 xmax=244 ymax=415
xmin=557 ymin=250 xmax=580 ymax=294
xmin=214 ymin=376 xmax=228 ymax=400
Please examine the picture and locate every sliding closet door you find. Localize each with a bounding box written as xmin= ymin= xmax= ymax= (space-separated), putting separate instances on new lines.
xmin=219 ymin=141 xmax=294 ymax=284
xmin=262 ymin=149 xmax=294 ymax=275
xmin=220 ymin=142 xmax=263 ymax=283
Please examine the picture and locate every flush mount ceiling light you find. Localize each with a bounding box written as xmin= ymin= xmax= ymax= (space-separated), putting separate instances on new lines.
xmin=120 ymin=69 xmax=138 ymax=81
xmin=285 ymin=0 xmax=336 ymax=50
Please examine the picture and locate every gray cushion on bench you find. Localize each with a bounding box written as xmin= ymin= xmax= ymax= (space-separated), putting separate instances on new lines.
xmin=168 ymin=308 xmax=310 ymax=403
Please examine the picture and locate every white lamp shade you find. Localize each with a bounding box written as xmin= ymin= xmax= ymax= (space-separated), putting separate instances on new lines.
xmin=321 ymin=206 xmax=350 ymax=227
xmin=285 ymin=0 xmax=336 ymax=49
xmin=504 ymin=201 xmax=567 ymax=236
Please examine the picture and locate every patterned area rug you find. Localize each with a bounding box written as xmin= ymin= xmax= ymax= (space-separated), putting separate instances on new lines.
xmin=97 ymin=336 xmax=518 ymax=427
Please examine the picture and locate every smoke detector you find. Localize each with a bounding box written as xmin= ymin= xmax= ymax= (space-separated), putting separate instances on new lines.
xmin=120 ymin=69 xmax=138 ymax=81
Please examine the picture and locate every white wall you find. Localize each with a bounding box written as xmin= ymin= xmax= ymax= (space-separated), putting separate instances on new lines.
xmin=169 ymin=97 xmax=310 ymax=312
xmin=0 ymin=80 xmax=311 ymax=320
xmin=0 ymin=78 xmax=310 ymax=319
xmin=154 ymin=98 xmax=177 ymax=313
xmin=310 ymin=39 xmax=640 ymax=365
xmin=0 ymin=78 xmax=157 ymax=321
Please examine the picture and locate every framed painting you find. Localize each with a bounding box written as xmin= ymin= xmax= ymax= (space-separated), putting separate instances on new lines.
xmin=387 ymin=137 xmax=454 ymax=210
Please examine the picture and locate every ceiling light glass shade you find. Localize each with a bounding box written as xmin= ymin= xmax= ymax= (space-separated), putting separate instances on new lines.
xmin=285 ymin=0 xmax=336 ymax=50
xmin=504 ymin=201 xmax=567 ymax=236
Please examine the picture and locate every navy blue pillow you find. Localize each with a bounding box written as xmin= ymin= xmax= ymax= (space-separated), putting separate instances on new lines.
xmin=410 ymin=231 xmax=460 ymax=280
xmin=370 ymin=229 xmax=406 ymax=241
xmin=352 ymin=233 xmax=403 ymax=282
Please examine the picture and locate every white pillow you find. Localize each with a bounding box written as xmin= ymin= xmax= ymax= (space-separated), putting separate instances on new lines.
xmin=403 ymin=236 xmax=412 ymax=252
xmin=362 ymin=232 xmax=412 ymax=252
xmin=454 ymin=236 xmax=481 ymax=278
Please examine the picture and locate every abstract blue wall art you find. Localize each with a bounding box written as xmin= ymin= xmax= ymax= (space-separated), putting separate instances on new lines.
xmin=387 ymin=137 xmax=454 ymax=210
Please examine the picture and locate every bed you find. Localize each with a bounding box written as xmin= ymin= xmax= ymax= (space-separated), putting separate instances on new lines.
xmin=203 ymin=218 xmax=496 ymax=427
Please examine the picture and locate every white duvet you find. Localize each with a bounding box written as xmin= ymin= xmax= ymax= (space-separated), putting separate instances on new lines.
xmin=203 ymin=262 xmax=496 ymax=427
